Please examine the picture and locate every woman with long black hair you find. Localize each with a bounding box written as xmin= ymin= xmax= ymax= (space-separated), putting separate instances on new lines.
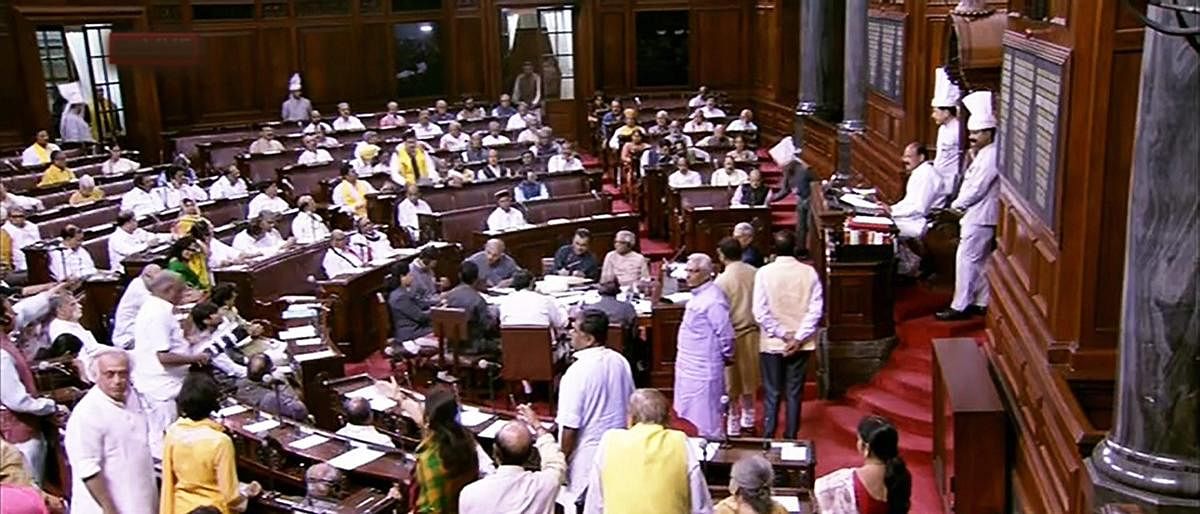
xmin=410 ymin=386 xmax=481 ymax=513
xmin=814 ymin=415 xmax=912 ymax=514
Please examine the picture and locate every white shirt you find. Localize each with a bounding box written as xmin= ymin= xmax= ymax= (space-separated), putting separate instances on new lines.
xmin=459 ymin=433 xmax=566 ymax=514
xmin=48 ymin=246 xmax=97 ymax=281
xmin=291 ymin=212 xmax=330 ymax=244
xmin=697 ymin=106 xmax=726 ymax=119
xmin=302 ymin=121 xmax=333 ymax=134
xmin=209 ymin=176 xmax=248 ymax=200
xmin=584 ymin=425 xmax=713 ymax=514
xmin=101 ymin=158 xmax=140 ymax=175
xmin=248 ymin=193 xmax=290 ymax=219
xmin=120 ymin=188 xmax=166 ymax=217
xmin=482 ymin=134 xmax=511 ymax=147
xmin=725 ymin=119 xmax=757 ymax=132
xmin=47 ymin=318 xmax=104 ymax=379
xmin=0 ymin=194 xmax=43 ymax=220
xmin=505 ymin=114 xmax=529 ymax=131
xmin=332 ymin=115 xmax=365 ymax=132
xmin=349 ymin=232 xmax=394 ymax=262
xmin=322 ymin=247 xmax=365 ymax=277
xmin=157 ymin=183 xmax=208 ymax=209
xmin=131 ymin=295 xmax=191 ymax=401
xmin=687 ymin=94 xmax=706 ymax=108
xmin=486 ymin=207 xmax=527 ymax=232
xmin=439 ymin=132 xmax=471 ymax=152
xmin=683 ymin=120 xmax=714 ymax=133
xmin=547 ymin=154 xmax=584 ymax=173
xmin=932 ymin=117 xmax=962 ymax=202
xmin=64 ymin=387 xmax=158 ymax=514
xmin=335 ymin=423 xmax=395 ymax=447
xmin=297 ymin=148 xmax=333 ymax=166
xmin=890 ymin=161 xmax=940 ymax=238
xmin=555 ymin=346 xmax=634 ymax=494
xmin=499 ymin=289 xmax=567 ymax=328
xmin=709 ymin=167 xmax=748 ymax=187
xmin=232 ymin=229 xmax=285 ymax=256
xmin=21 ymin=143 xmax=62 ymax=166
xmin=668 ymin=170 xmax=704 ymax=189
xmin=112 ymin=276 xmax=150 ymax=349
xmin=109 ymin=227 xmax=166 ymax=272
xmin=209 ymin=238 xmax=240 ymax=267
xmin=1 ymin=221 xmax=39 ymax=271
xmin=0 ymin=346 xmax=56 ymax=415
xmin=412 ymin=122 xmax=444 ymax=139
xmin=517 ymin=129 xmax=539 ymax=144
xmin=396 ymin=198 xmax=432 ymax=238
xmin=952 ymin=143 xmax=999 ymax=226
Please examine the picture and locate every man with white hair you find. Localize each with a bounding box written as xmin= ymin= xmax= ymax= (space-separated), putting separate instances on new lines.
xmin=111 ymin=264 xmax=160 ymax=349
xmin=68 ymin=175 xmax=104 ymax=205
xmin=647 ymin=110 xmax=671 ymax=136
xmin=412 ymin=110 xmax=444 ymax=139
xmin=516 ymin=115 xmax=543 ymax=143
xmin=725 ymin=109 xmax=757 ymax=132
xmin=482 ymin=121 xmax=511 ymax=147
xmin=439 ymin=121 xmax=471 ymax=152
xmin=506 ymin=102 xmax=534 ymax=131
xmin=466 ymin=238 xmax=520 ymax=287
xmin=0 ymin=291 xmax=66 ymax=484
xmin=64 ymin=348 xmax=157 ymax=514
xmin=46 ymin=293 xmax=103 ymax=374
xmin=733 ymin=222 xmax=764 ymax=267
xmin=322 ymin=230 xmax=365 ymax=278
xmin=297 ymin=135 xmax=333 ymax=165
xmin=131 ymin=271 xmax=210 ymax=459
xmin=331 ymin=102 xmax=365 ymax=131
xmin=492 ymin=93 xmax=518 ymax=121
xmin=600 ymin=230 xmax=649 ymax=287
xmin=378 ymin=101 xmax=407 ymax=129
xmin=673 ymin=253 xmax=735 ymax=438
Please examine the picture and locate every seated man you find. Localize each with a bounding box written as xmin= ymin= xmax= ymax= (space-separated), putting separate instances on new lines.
xmin=529 ymin=128 xmax=560 ymax=158
xmin=458 ymin=404 xmax=565 ymax=514
xmin=725 ymin=109 xmax=757 ymax=132
xmin=351 ymin=143 xmax=389 ymax=176
xmin=349 ymin=218 xmax=395 ymax=262
xmin=291 ymin=195 xmax=330 ymax=244
xmin=45 ymin=293 xmax=103 ymax=374
xmin=412 ymin=109 xmax=444 ymax=139
xmin=513 ymin=170 xmax=549 ymax=203
xmin=663 ymin=120 xmax=694 ymax=148
xmin=303 ymin=109 xmax=333 ymax=134
xmin=498 ymin=270 xmax=567 ymax=333
xmin=48 ymin=225 xmax=97 ymax=281
xmin=38 ymin=150 xmax=77 ymax=188
xmin=697 ymin=96 xmax=727 ymax=119
xmin=158 ymin=166 xmax=209 ymax=209
xmin=248 ymin=126 xmax=284 ymax=154
xmin=331 ymin=102 xmax=366 ymax=131
xmin=0 ymin=183 xmax=44 ymax=220
xmin=516 ymin=114 xmax=542 ymax=141
xmin=482 ymin=121 xmax=511 ymax=147
xmin=461 ymin=133 xmax=488 ymax=163
xmin=647 ymin=110 xmax=671 ymax=136
xmin=547 ymin=141 xmax=584 ymax=173
xmin=314 ymin=125 xmax=341 ymax=148
xmin=709 ymin=156 xmax=748 ymax=187
xmin=297 ymin=134 xmax=333 ymax=165
xmin=67 ymin=175 xmax=104 ymax=205
xmin=492 ymin=94 xmax=518 ymax=120
xmin=232 ymin=211 xmax=292 ymax=258
xmin=666 ymin=157 xmax=703 ymax=189
xmin=887 ymin=142 xmax=941 ymax=239
xmin=235 ymin=354 xmax=309 ymax=421
xmin=697 ymin=125 xmax=732 ymax=148
xmin=440 ymin=121 xmax=471 ymax=152
xmin=322 ymin=229 xmax=365 ymax=278
xmin=467 ymin=238 xmax=520 ymax=288
xmin=506 ymin=103 xmax=534 ymax=131
xmin=486 ymin=191 xmax=527 ymax=232
xmin=682 ymin=110 xmax=714 ymax=134
xmin=335 ymin=398 xmax=395 ymax=447
xmin=387 ymin=261 xmax=433 ymax=348
xmin=1 ymin=207 xmax=39 ymax=279
xmin=552 ymin=228 xmax=600 ymax=280
xmin=457 ymin=97 xmax=486 ymax=121
xmin=607 ymin=109 xmax=646 ymax=150
xmin=247 ymin=180 xmax=290 ymax=219
xmin=688 ymin=86 xmax=708 ymax=108
xmin=587 ymin=279 xmax=638 ymax=329
xmin=331 ymin=164 xmax=377 ymax=219
xmin=295 ymin=464 xmax=345 ymax=513
xmin=431 ymin=100 xmax=455 ymax=122
xmin=600 ymin=230 xmax=650 ymax=288
xmin=395 ymin=183 xmax=432 ymax=242
xmin=476 ymin=149 xmax=510 ymax=181
xmin=209 ymin=165 xmax=249 ymax=200
xmin=21 ymin=130 xmax=60 ymax=166
xmin=109 ymin=210 xmax=170 ymax=271
xmin=444 ymin=261 xmax=500 ymax=356
xmin=378 ymin=101 xmax=407 ymax=129
xmin=120 ymin=175 xmax=166 ymax=217
xmin=731 ymin=169 xmax=772 ymax=206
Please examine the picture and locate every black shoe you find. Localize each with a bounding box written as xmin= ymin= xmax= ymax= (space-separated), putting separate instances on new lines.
xmin=965 ymin=305 xmax=988 ymax=316
xmin=935 ymin=308 xmax=971 ymax=321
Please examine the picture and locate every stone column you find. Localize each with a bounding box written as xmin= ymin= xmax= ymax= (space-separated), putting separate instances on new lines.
xmin=1086 ymin=3 xmax=1200 ymax=512
xmin=796 ymin=0 xmax=826 ymax=117
xmin=838 ymin=0 xmax=868 ymax=134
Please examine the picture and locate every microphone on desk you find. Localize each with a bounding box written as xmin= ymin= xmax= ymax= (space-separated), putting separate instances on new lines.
xmin=720 ymin=395 xmax=731 ymax=446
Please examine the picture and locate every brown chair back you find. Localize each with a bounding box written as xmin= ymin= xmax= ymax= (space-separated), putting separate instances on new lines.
xmin=540 ymin=257 xmax=555 ymax=276
xmin=373 ymin=292 xmax=393 ymax=351
xmin=430 ymin=307 xmax=469 ymax=368
xmin=499 ymin=325 xmax=555 ymax=382
xmin=606 ymin=325 xmax=626 ymax=354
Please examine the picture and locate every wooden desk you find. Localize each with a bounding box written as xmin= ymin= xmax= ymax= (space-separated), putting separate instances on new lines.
xmin=317 ymin=243 xmax=462 ymax=361
xmin=473 ymin=212 xmax=638 ymax=273
xmin=214 ymin=240 xmax=328 ymax=318
xmin=933 ymin=338 xmax=1005 ymax=514
xmin=252 ymin=488 xmax=396 ymax=514
xmin=648 ymin=302 xmax=685 ymax=390
xmin=700 ymin=437 xmax=817 ymax=491
xmin=681 ymin=205 xmax=772 ymax=259
xmin=421 ymin=193 xmax=612 ymax=254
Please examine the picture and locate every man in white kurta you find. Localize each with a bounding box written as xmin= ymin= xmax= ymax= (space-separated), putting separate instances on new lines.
xmin=937 ymin=90 xmax=1000 ymax=321
xmin=1 ymin=211 xmax=39 ymax=272
xmin=111 ymin=265 xmax=159 ymax=350
xmin=486 ymin=192 xmax=527 ymax=232
xmin=20 ymin=131 xmax=61 ymax=166
xmin=889 ymin=143 xmax=941 ymax=239
xmin=395 ymin=184 xmax=432 ymax=242
xmin=322 ymin=230 xmax=366 ymax=278
xmin=248 ymin=183 xmax=290 ymax=219
xmin=555 ymin=309 xmax=634 ymax=498
xmin=120 ymin=177 xmax=166 ymax=217
xmin=131 ymin=272 xmax=209 ymax=460
xmin=673 ymin=253 xmax=735 ymax=439
xmin=108 ymin=211 xmax=170 ymax=271
xmin=64 ymin=349 xmax=158 ymax=514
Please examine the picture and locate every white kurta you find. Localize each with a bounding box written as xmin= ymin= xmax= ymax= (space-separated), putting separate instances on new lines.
xmin=209 ymin=176 xmax=248 ymax=199
xmin=709 ymin=168 xmax=748 ymax=187
xmin=291 ymin=212 xmax=330 ymax=244
xmin=101 ymin=158 xmax=140 ymax=175
xmin=547 ymin=155 xmax=584 ymax=174
xmin=109 ymin=228 xmax=166 ymax=272
xmin=120 ymin=188 xmax=166 ymax=217
xmin=111 ymin=277 xmax=150 ymax=349
xmin=486 ymin=207 xmax=527 ymax=232
xmin=20 ymin=143 xmax=61 ymax=166
xmin=297 ymin=149 xmax=333 ymax=165
xmin=232 ymin=229 xmax=285 ymax=256
xmin=47 ymin=318 xmax=104 ymax=380
xmin=555 ymin=347 xmax=634 ymax=495
xmin=248 ymin=193 xmax=290 ymax=219
xmin=332 ymin=116 xmax=365 ymax=131
xmin=482 ymin=134 xmax=512 ymax=147
xmin=48 ymin=247 xmax=97 ymax=281
xmin=64 ymin=387 xmax=158 ymax=514
xmin=131 ymin=295 xmax=192 ymax=459
xmin=395 ymin=198 xmax=432 ymax=240
xmin=349 ymin=233 xmax=394 ymax=262
xmin=890 ymin=161 xmax=940 ymax=238
xmin=1 ymin=221 xmax=39 ymax=271
xmin=322 ymin=247 xmax=365 ymax=277
xmin=668 ymin=171 xmax=704 ymax=189
xmin=932 ymin=118 xmax=962 ymax=204
xmin=157 ymin=184 xmax=208 ymax=209
xmin=439 ymin=132 xmax=471 ymax=152
xmin=412 ymin=123 xmax=443 ymax=139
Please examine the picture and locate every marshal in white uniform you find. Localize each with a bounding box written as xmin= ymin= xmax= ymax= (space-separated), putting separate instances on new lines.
xmin=944 ymin=91 xmax=1000 ymax=317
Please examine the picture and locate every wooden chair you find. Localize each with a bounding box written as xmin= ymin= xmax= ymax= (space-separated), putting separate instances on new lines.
xmin=606 ymin=325 xmax=626 ymax=355
xmin=540 ymin=257 xmax=555 ymax=276
xmin=431 ymin=306 xmax=494 ymax=394
xmin=499 ymin=325 xmax=559 ymax=407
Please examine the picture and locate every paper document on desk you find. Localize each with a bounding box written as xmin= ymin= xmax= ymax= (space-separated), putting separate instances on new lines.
xmin=849 ymin=215 xmax=895 ymax=227
xmin=288 ymin=434 xmax=330 ymax=450
xmin=773 ymin=496 xmax=802 ymax=513
xmin=216 ymin=405 xmax=249 ymax=418
xmin=687 ymin=437 xmax=719 ymax=461
xmin=281 ymin=308 xmax=317 ymax=320
xmin=780 ymin=445 xmax=809 ymax=461
xmin=243 ymin=419 xmax=281 ymax=434
xmin=634 ymin=300 xmax=653 ymax=315
xmin=294 ymin=349 xmax=335 ymax=362
xmin=280 ymin=295 xmax=318 ymax=303
xmin=294 ymin=337 xmax=324 ymax=347
xmin=328 ymin=447 xmax=385 ymax=471
xmin=458 ymin=410 xmax=495 ymax=427
xmin=838 ymin=194 xmax=881 ymax=211
xmin=476 ymin=419 xmax=507 ymax=439
xmin=546 ymin=218 xmax=570 ymax=225
xmin=662 ymin=292 xmax=694 ymax=304
xmin=279 ymin=325 xmax=318 ymax=340
xmin=368 ymin=397 xmax=397 ymax=412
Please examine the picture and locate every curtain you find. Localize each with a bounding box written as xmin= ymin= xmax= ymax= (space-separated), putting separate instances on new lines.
xmin=539 ymin=9 xmax=574 ymax=99
xmin=506 ymin=13 xmax=521 ymax=51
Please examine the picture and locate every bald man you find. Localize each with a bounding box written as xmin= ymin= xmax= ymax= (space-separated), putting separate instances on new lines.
xmin=297 ymin=464 xmax=343 ymax=512
xmin=585 ymin=389 xmax=713 ymax=514
xmin=235 ymin=354 xmax=308 ymax=421
xmin=466 ymin=238 xmax=520 ymax=287
xmin=112 ymin=264 xmax=161 ymax=349
xmin=131 ymin=271 xmax=210 ymax=460
xmin=335 ymin=398 xmax=395 ymax=447
xmin=459 ymin=404 xmax=565 ymax=513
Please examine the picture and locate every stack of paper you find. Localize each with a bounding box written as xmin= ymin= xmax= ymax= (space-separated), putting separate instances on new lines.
xmin=289 ymin=434 xmax=330 ymax=450
xmin=459 ymin=410 xmax=495 ymax=428
xmin=294 ymin=337 xmax=324 ymax=347
xmin=294 ymin=349 xmax=336 ymax=362
xmin=773 ymin=496 xmax=802 ymax=513
xmin=216 ymin=405 xmax=248 ymax=418
xmin=243 ymin=419 xmax=281 ymax=434
xmin=279 ymin=325 xmax=318 ymax=340
xmin=327 ymin=447 xmax=385 ymax=471
xmin=779 ymin=445 xmax=809 ymax=461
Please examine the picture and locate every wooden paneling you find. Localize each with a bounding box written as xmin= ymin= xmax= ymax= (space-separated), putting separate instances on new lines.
xmin=693 ymin=7 xmax=746 ymax=88
xmin=776 ymin=0 xmax=799 ymax=104
xmin=751 ymin=6 xmax=775 ymax=92
xmin=197 ymin=30 xmax=261 ymax=120
xmin=298 ymin=25 xmax=357 ymax=105
xmin=257 ymin=26 xmax=295 ymax=115
xmin=356 ymin=23 xmax=395 ymax=106
xmin=452 ymin=16 xmax=485 ymax=97
xmin=597 ymin=10 xmax=626 ymax=92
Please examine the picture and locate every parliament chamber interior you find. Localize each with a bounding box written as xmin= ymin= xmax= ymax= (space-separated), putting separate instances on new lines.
xmin=0 ymin=0 xmax=1195 ymax=513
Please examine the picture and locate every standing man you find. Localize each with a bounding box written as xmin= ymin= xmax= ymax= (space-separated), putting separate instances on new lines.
xmin=131 ymin=271 xmax=210 ymax=460
xmin=769 ymin=139 xmax=815 ymax=251
xmin=0 ymin=294 xmax=64 ymax=484
xmin=459 ymin=404 xmax=566 ymax=513
xmin=936 ymin=91 xmax=999 ymax=321
xmin=556 ymin=309 xmax=635 ymax=501
xmin=395 ymin=183 xmax=432 ymax=242
xmin=64 ymin=348 xmax=158 ymax=514
xmin=753 ymin=231 xmax=823 ymax=439
xmin=930 ymin=67 xmax=962 ymax=205
xmin=281 ymin=73 xmax=312 ymax=122
xmin=673 ymin=253 xmax=735 ymax=439
xmin=512 ymin=61 xmax=543 ymax=108
xmin=732 ymin=222 xmax=763 ymax=267
xmin=715 ymin=238 xmax=760 ymax=436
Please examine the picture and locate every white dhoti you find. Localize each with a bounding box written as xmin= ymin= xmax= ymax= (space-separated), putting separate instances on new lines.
xmin=951 ymin=224 xmax=994 ymax=311
xmin=141 ymin=394 xmax=178 ymax=461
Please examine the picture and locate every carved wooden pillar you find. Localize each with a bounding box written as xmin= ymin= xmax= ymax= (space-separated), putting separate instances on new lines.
xmin=1085 ymin=3 xmax=1200 ymax=511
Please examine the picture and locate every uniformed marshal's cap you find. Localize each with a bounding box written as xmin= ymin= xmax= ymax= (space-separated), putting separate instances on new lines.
xmin=288 ymin=73 xmax=303 ymax=92
xmin=962 ymin=90 xmax=997 ymax=131
xmin=931 ymin=67 xmax=962 ymax=108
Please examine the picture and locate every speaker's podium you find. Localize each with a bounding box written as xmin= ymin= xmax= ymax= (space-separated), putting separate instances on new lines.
xmin=807 ymin=181 xmax=897 ymax=398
